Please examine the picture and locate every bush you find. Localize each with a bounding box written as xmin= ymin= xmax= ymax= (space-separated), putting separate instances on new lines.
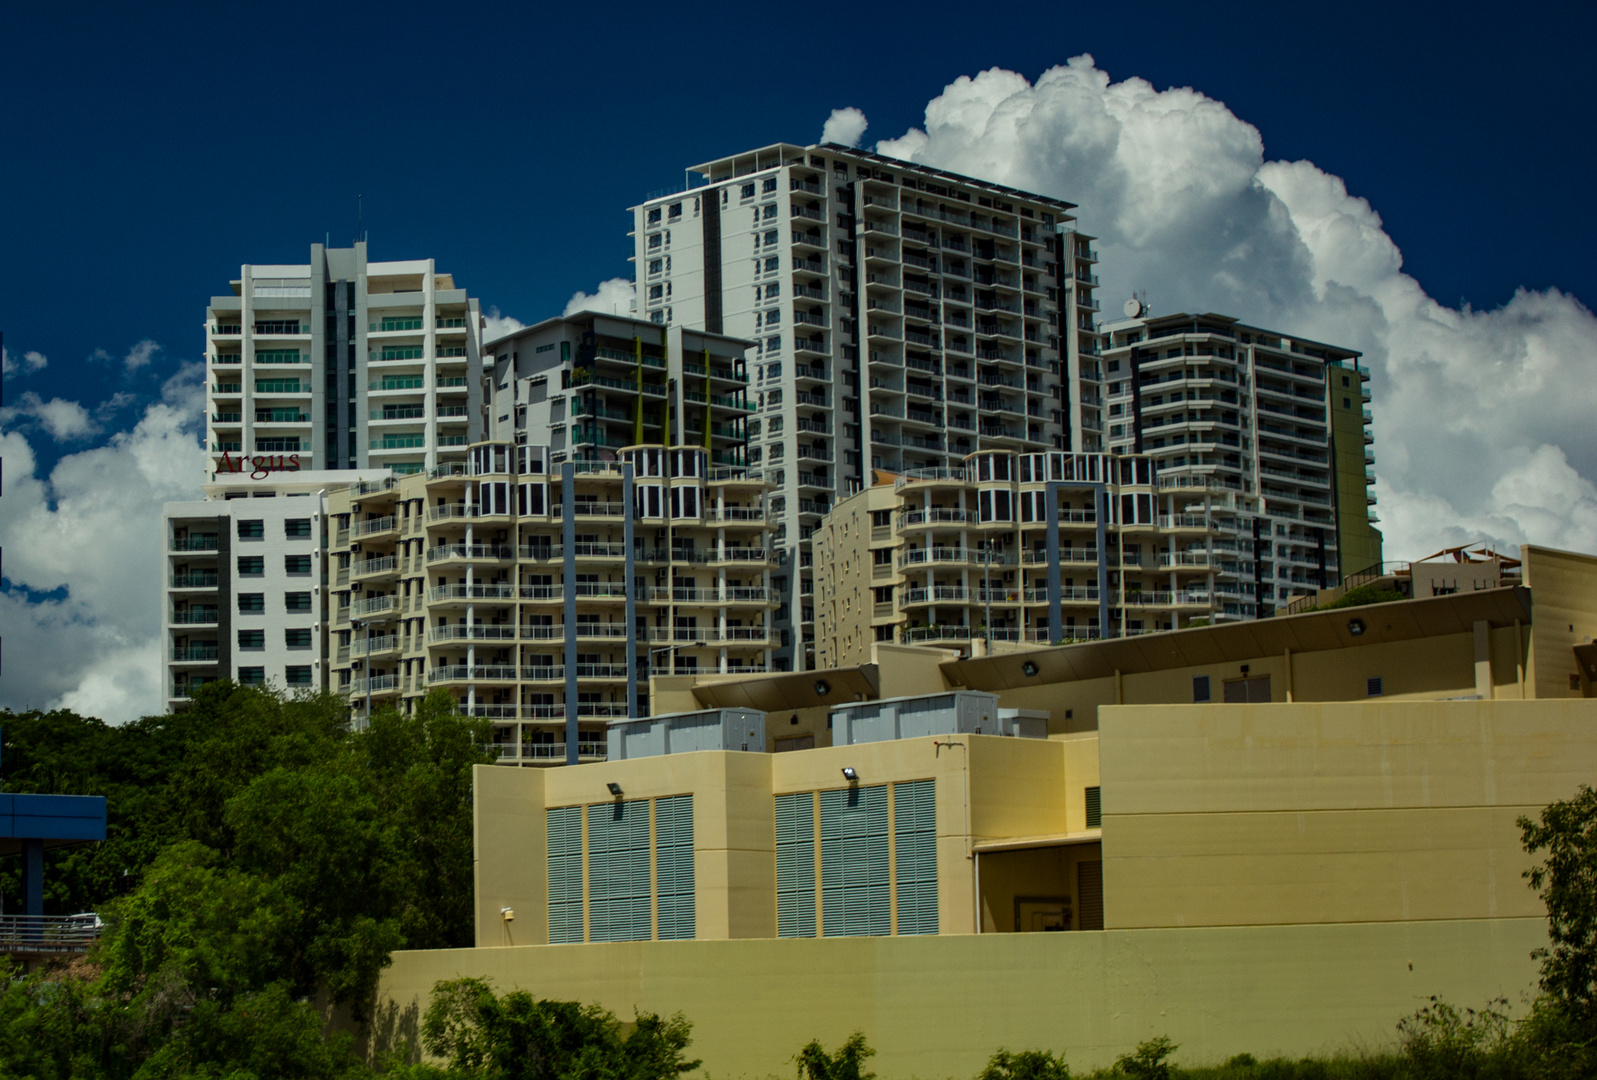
xmin=1114 ymin=1037 xmax=1177 ymax=1080
xmin=980 ymin=1048 xmax=1071 ymax=1080
xmin=796 ymin=1032 xmax=875 ymax=1080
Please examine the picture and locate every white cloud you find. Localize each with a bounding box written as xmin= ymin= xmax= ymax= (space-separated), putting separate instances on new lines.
xmin=0 ymin=364 xmax=207 ymax=723
xmin=3 ymin=392 xmax=99 ymax=441
xmin=564 ymin=278 xmax=636 ymax=318
xmin=123 ymin=339 xmax=159 ymax=372
xmin=482 ymin=306 xmax=525 ymax=345
xmin=821 ymin=107 xmax=869 ymax=148
xmin=873 ymin=58 xmax=1597 ymax=561
xmin=2 ymin=347 xmax=48 ymax=378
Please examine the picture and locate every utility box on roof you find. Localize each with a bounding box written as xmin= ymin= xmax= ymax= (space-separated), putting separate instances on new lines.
xmin=999 ymin=708 xmax=1050 ymax=739
xmin=607 ymin=708 xmax=768 ymax=760
xmin=831 ymin=691 xmax=1019 ymax=745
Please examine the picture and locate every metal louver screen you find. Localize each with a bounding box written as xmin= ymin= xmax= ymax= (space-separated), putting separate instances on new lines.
xmin=1085 ymin=786 xmax=1102 ymax=829
xmin=587 ymin=800 xmax=651 ymax=942
xmin=547 ymin=806 xmax=584 ymax=944
xmin=819 ymin=785 xmax=889 ymax=937
xmin=1077 ymin=860 xmax=1105 ymax=930
xmin=893 ymin=780 xmax=938 ymax=935
xmin=655 ymin=795 xmax=696 ymax=940
xmin=775 ymin=791 xmax=817 ymax=938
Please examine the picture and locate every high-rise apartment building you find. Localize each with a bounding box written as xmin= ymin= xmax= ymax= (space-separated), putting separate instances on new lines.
xmin=161 ymin=469 xmax=386 ymax=710
xmin=205 ymin=242 xmax=485 ymax=480
xmin=326 ymin=438 xmax=775 ymax=764
xmin=812 ymin=449 xmax=1260 ymax=666
xmin=630 ymin=144 xmax=1102 ymax=670
xmin=1100 ymin=310 xmax=1380 ymax=609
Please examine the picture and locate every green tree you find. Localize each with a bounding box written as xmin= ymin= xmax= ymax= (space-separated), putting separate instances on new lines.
xmin=1112 ymin=1037 xmax=1176 ymax=1080
xmin=420 ymin=977 xmax=700 ymax=1080
xmin=794 ymin=1033 xmax=875 ymax=1080
xmin=1519 ymin=784 xmax=1597 ymax=1026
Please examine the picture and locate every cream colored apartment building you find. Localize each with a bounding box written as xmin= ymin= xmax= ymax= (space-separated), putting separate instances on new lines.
xmin=326 ymin=441 xmax=775 ymax=762
xmin=812 ymin=449 xmax=1261 ymax=666
xmin=631 ymin=144 xmax=1104 ymax=670
xmin=205 ymin=241 xmax=484 ymax=479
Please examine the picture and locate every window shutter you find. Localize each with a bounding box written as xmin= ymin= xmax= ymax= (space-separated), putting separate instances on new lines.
xmin=1084 ymin=785 xmax=1102 ymax=829
xmin=547 ymin=807 xmax=584 ymax=943
xmin=587 ymin=801 xmax=651 ymax=941
xmin=775 ymin=792 xmax=817 ymax=938
xmin=893 ymin=780 xmax=938 ymax=935
xmin=819 ymin=785 xmax=889 ymax=937
xmin=1077 ymin=860 xmax=1104 ymax=930
xmin=655 ymin=795 xmax=696 ymax=940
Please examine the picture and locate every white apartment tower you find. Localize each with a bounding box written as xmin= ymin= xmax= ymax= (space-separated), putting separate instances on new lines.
xmin=205 ymin=242 xmax=485 ymax=480
xmin=1101 ymin=310 xmax=1380 ymax=611
xmin=631 ymin=143 xmax=1103 ymax=669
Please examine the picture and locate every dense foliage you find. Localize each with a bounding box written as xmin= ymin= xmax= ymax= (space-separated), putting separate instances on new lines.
xmin=0 ymin=683 xmax=493 ymax=1078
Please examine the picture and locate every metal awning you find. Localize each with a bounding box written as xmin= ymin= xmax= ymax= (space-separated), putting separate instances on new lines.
xmin=974 ymin=829 xmax=1103 ymax=854
xmin=688 ymin=664 xmax=881 ymax=712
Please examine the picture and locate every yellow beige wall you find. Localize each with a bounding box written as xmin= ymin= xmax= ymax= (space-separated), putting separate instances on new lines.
xmin=378 ymin=918 xmax=1543 ymax=1076
xmin=1522 ymin=545 xmax=1597 ymax=699
xmin=475 ymin=736 xmax=1074 ymax=947
xmin=1098 ymin=699 xmax=1594 ymax=930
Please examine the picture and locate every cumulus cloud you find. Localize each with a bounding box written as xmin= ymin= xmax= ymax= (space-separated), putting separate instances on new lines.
xmin=821 ymin=107 xmax=869 ymax=148
xmin=2 ymin=347 xmax=48 ymax=378
xmin=2 ymin=392 xmax=100 ymax=441
xmin=872 ymin=57 xmax=1597 ymax=560
xmin=564 ymin=278 xmax=636 ymax=318
xmin=0 ymin=364 xmax=207 ymax=723
xmin=482 ymin=306 xmax=525 ymax=345
xmin=89 ymin=339 xmax=162 ymax=373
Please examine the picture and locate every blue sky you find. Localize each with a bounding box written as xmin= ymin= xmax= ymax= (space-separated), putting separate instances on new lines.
xmin=5 ymin=0 xmax=1597 ymax=721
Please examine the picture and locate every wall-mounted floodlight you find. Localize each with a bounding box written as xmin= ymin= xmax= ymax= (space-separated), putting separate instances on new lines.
xmin=500 ymin=907 xmax=515 ymax=922
xmin=1021 ymin=661 xmax=1039 ymax=677
xmin=814 ymin=679 xmax=831 ymax=697
xmin=606 ymin=782 xmax=623 ymax=796
xmin=841 ymin=766 xmax=859 ymax=782
xmin=1348 ymin=618 xmax=1366 ymax=637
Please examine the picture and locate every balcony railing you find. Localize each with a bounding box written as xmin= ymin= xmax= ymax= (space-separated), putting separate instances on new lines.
xmin=0 ymin=915 xmax=102 ymax=955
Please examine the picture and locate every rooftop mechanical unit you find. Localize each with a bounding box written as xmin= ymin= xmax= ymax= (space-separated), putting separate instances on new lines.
xmin=607 ymin=708 xmax=768 ymax=760
xmin=830 ymin=691 xmax=1045 ymax=745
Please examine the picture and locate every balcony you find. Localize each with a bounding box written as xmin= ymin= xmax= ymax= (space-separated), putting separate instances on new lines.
xmin=170 ymin=572 xmax=219 ymax=589
xmin=171 ymin=608 xmax=219 ymax=625
xmin=171 ymin=535 xmax=219 ymax=552
xmin=171 ymin=645 xmax=220 ymax=663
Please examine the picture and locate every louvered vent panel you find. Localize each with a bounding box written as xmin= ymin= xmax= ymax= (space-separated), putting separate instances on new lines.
xmin=547 ymin=806 xmax=584 ymax=944
xmin=775 ymin=792 xmax=817 ymax=938
xmin=655 ymin=795 xmax=696 ymax=940
xmin=893 ymin=780 xmax=938 ymax=935
xmin=587 ymin=801 xmax=651 ymax=941
xmin=819 ymin=785 xmax=889 ymax=937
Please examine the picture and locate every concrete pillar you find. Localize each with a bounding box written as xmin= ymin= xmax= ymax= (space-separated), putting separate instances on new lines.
xmin=1474 ymin=619 xmax=1494 ymax=700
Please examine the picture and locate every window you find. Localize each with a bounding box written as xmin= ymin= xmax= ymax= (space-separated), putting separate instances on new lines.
xmin=741 ymin=183 xmax=755 ymax=199
xmin=648 ymin=258 xmax=663 ymax=274
xmin=285 ymin=666 xmax=312 ymax=687
xmin=668 ymin=201 xmax=682 ymax=219
xmin=762 ymin=177 xmax=777 ymax=193
xmin=284 ymin=592 xmax=312 ymax=613
xmin=237 ymin=519 xmax=264 ymax=539
xmin=1343 ymin=397 xmax=1351 ymax=408
xmin=237 ymin=667 xmax=266 ymax=686
xmin=1222 ymin=675 xmax=1271 ymax=703
xmin=282 ymin=554 xmax=312 ymax=576
xmin=237 ymin=555 xmax=264 ymax=576
xmin=284 ymin=518 xmax=312 ymax=538
xmin=764 ymin=257 xmax=779 ymax=272
xmin=547 ymin=807 xmax=584 ymax=944
xmin=1192 ymin=675 xmax=1211 ymax=703
xmin=648 ymin=234 xmax=662 ymax=249
xmin=1084 ymin=785 xmax=1102 ymax=829
xmin=647 ymin=207 xmax=661 ymax=224
xmin=1367 ymin=676 xmax=1384 ymax=697
xmin=587 ymin=800 xmax=651 ymax=942
xmin=649 ymin=284 xmax=663 ymax=300
xmin=775 ymin=792 xmax=817 ymax=938
xmin=893 ymin=780 xmax=937 ymax=935
xmin=655 ymin=795 xmax=695 ymax=940
xmin=819 ymin=784 xmax=889 ymax=937
xmin=238 ymin=629 xmax=265 ymax=650
xmin=762 ymin=203 xmax=778 ymax=220
xmin=238 ymin=593 xmax=265 ymax=613
xmin=285 ymin=628 xmax=313 ymax=648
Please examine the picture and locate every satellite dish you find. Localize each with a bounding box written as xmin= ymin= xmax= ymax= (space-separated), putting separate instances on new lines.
xmin=1123 ymin=298 xmax=1144 ymax=318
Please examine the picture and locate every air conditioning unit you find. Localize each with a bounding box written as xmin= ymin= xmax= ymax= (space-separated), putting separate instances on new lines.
xmin=351 ymin=543 xmax=362 ymax=553
xmin=352 ymin=503 xmax=362 ymax=513
xmin=352 ymin=583 xmax=363 ymax=592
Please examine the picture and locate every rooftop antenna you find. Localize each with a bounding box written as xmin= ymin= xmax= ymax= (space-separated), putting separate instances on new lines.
xmin=1122 ymin=291 xmax=1151 ymax=319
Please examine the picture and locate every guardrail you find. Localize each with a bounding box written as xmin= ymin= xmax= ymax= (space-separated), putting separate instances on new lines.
xmin=0 ymin=915 xmax=102 ymax=954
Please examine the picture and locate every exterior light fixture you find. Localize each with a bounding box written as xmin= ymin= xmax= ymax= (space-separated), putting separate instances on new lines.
xmin=814 ymin=679 xmax=831 ymax=697
xmin=1021 ymin=661 xmax=1039 ymax=677
xmin=606 ymin=782 xmax=623 ymax=796
xmin=841 ymin=767 xmax=858 ymax=781
xmin=1348 ymin=618 xmax=1366 ymax=637
xmin=500 ymin=907 xmax=515 ymax=922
